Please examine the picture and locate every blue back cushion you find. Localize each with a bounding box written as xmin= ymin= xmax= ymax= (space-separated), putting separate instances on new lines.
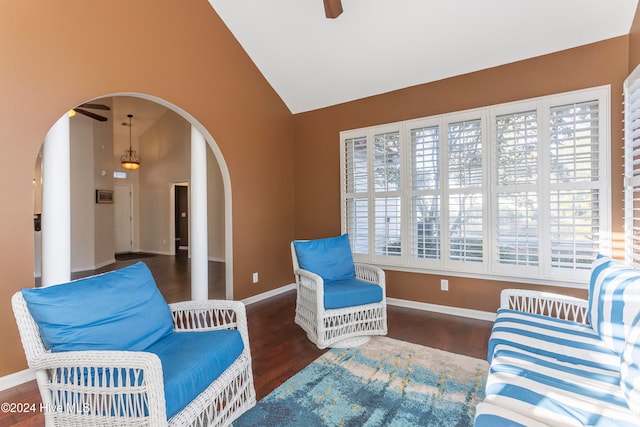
xmin=22 ymin=262 xmax=174 ymax=352
xmin=589 ymin=255 xmax=640 ymax=354
xmin=293 ymin=234 xmax=355 ymax=281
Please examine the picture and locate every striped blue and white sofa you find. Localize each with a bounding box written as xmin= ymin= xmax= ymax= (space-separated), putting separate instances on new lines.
xmin=475 ymin=255 xmax=640 ymax=426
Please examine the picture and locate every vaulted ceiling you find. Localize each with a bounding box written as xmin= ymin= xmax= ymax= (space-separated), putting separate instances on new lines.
xmin=209 ymin=0 xmax=639 ymax=114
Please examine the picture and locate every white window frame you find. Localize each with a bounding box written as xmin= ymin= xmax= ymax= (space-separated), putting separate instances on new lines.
xmin=625 ymin=65 xmax=640 ymax=268
xmin=489 ymin=100 xmax=541 ymax=279
xmin=341 ymin=86 xmax=611 ymax=288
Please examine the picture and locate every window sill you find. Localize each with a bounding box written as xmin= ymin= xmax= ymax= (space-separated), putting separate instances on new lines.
xmin=373 ymin=263 xmax=588 ymax=290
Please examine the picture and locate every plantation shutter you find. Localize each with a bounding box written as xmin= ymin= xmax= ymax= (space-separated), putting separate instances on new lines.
xmin=625 ymin=65 xmax=640 ymax=268
xmin=373 ymin=131 xmax=401 ymax=256
xmin=344 ymin=136 xmax=369 ymax=254
xmin=495 ymin=110 xmax=539 ymax=267
xmin=340 ymin=86 xmax=609 ymax=283
xmin=548 ymin=100 xmax=601 ymax=270
xmin=410 ymin=125 xmax=441 ymax=260
xmin=447 ymin=119 xmax=483 ymax=263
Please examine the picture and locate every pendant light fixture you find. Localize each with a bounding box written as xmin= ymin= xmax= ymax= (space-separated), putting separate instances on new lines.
xmin=120 ymin=114 xmax=140 ymax=170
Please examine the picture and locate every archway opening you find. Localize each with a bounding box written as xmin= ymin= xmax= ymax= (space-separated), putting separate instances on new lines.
xmin=33 ymin=93 xmax=233 ymax=300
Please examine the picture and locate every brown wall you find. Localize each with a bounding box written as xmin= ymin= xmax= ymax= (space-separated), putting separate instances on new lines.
xmin=630 ymin=3 xmax=640 ymax=72
xmin=0 ymin=2 xmax=294 ymax=375
xmin=292 ymin=36 xmax=630 ymax=313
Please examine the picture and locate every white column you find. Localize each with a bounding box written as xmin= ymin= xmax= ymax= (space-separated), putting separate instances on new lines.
xmin=41 ymin=114 xmax=71 ymax=287
xmin=190 ymin=126 xmax=208 ymax=300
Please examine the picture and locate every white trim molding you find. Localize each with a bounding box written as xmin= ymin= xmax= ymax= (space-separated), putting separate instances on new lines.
xmin=387 ymin=297 xmax=496 ymax=322
xmin=0 ymin=369 xmax=34 ymax=391
xmin=241 ymin=283 xmax=296 ymax=306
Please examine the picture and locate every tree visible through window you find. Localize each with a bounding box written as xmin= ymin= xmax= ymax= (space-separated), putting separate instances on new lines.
xmin=342 ymin=86 xmax=610 ymax=285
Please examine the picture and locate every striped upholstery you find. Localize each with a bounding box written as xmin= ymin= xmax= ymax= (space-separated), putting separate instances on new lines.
xmin=622 ymin=313 xmax=640 ymax=417
xmin=489 ymin=309 xmax=620 ymax=370
xmin=484 ymin=309 xmax=640 ymax=426
xmin=589 ymin=255 xmax=640 ymax=354
xmin=474 ymin=402 xmax=547 ymax=427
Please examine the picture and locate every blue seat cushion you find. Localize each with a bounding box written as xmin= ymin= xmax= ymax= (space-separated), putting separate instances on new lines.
xmin=293 ymin=234 xmax=355 ymax=281
xmin=145 ymin=330 xmax=244 ymax=420
xmin=21 ymin=262 xmax=173 ymax=352
xmin=323 ymin=278 xmax=383 ymax=309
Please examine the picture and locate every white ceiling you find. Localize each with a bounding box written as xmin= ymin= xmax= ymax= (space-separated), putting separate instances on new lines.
xmin=111 ymin=96 xmax=168 ymax=139
xmin=209 ymin=0 xmax=639 ymax=114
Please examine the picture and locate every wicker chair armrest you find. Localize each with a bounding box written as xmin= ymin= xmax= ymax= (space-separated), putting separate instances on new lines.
xmin=30 ymin=350 xmax=167 ymax=424
xmin=169 ymin=300 xmax=250 ymax=349
xmin=294 ymin=268 xmax=324 ymax=293
xmin=294 ymin=268 xmax=325 ymax=314
xmin=500 ymin=289 xmax=589 ymax=324
xmin=31 ymin=349 xmax=161 ymax=373
xmin=354 ymin=263 xmax=386 ymax=289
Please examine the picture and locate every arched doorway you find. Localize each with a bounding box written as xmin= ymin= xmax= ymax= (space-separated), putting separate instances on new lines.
xmin=33 ymin=93 xmax=233 ymax=300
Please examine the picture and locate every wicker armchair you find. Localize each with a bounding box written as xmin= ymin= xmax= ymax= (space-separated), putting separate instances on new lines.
xmin=291 ymin=235 xmax=387 ymax=349
xmin=11 ymin=264 xmax=255 ymax=427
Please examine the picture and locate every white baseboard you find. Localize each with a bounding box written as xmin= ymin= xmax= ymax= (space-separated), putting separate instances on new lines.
xmin=387 ymin=297 xmax=496 ymax=322
xmin=35 ymin=258 xmax=117 ymax=279
xmin=241 ymin=283 xmax=296 ymax=306
xmin=138 ymin=249 xmax=173 ymax=256
xmin=0 ymin=369 xmax=34 ymax=391
xmin=240 ymin=284 xmax=496 ymax=322
xmin=94 ymin=258 xmax=116 ymax=270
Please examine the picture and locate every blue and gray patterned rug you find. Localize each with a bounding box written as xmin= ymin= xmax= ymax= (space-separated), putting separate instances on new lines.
xmin=236 ymin=336 xmax=488 ymax=427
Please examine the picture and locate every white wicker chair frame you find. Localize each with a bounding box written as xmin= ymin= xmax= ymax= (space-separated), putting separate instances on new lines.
xmin=291 ymin=242 xmax=388 ymax=349
xmin=500 ymin=289 xmax=589 ymax=325
xmin=12 ymin=293 xmax=256 ymax=427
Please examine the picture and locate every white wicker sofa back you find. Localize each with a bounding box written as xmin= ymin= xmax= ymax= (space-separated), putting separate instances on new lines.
xmin=12 ymin=262 xmax=255 ymax=426
xmin=475 ymin=256 xmax=640 ymax=426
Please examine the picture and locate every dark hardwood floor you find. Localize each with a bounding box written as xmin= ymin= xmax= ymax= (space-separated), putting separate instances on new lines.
xmin=1 ymin=255 xmax=493 ymax=426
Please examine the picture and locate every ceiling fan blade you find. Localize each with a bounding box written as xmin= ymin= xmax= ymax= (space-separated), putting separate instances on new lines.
xmin=79 ymin=103 xmax=110 ymax=111
xmin=323 ymin=0 xmax=343 ymax=18
xmin=74 ymin=108 xmax=108 ymax=122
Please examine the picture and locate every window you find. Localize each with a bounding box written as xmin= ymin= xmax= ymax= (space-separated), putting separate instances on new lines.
xmin=341 ymin=86 xmax=611 ymax=285
xmin=447 ymin=119 xmax=484 ymax=264
xmin=625 ymin=66 xmax=640 ymax=268
xmin=373 ymin=130 xmax=401 ymax=257
xmin=495 ymin=110 xmax=538 ymax=268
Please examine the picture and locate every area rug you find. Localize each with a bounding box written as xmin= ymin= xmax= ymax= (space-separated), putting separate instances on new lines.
xmin=235 ymin=336 xmax=488 ymax=427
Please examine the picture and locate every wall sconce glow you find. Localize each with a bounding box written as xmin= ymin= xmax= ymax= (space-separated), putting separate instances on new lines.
xmin=68 ymin=109 xmax=76 ymax=118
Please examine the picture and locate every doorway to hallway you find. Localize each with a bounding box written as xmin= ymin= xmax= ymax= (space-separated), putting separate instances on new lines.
xmin=174 ymin=184 xmax=189 ymax=254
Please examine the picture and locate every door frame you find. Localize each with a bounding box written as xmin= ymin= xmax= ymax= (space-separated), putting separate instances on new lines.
xmin=114 ymin=183 xmax=134 ymax=254
xmin=169 ymin=182 xmax=189 ymax=257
